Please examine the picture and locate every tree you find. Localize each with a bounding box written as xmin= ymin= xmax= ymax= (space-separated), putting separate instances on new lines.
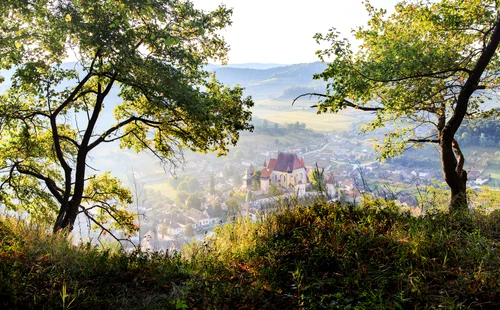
xmin=184 ymin=224 xmax=194 ymax=237
xmin=186 ymin=194 xmax=201 ymax=210
xmin=158 ymin=223 xmax=168 ymax=238
xmin=252 ymin=169 xmax=262 ymax=191
xmin=187 ymin=177 xmax=200 ymax=192
xmin=300 ymin=0 xmax=500 ymax=213
xmin=177 ymin=181 xmax=190 ymax=192
xmin=209 ymin=173 xmax=216 ymax=195
xmin=0 ymin=0 xmax=253 ymax=234
xmin=270 ymin=184 xmax=281 ymax=197
xmin=309 ymin=168 xmax=326 ymax=192
xmin=175 ymin=191 xmax=189 ymax=208
xmin=212 ymin=203 xmax=223 ymax=218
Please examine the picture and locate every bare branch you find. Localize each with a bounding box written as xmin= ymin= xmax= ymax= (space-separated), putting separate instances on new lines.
xmin=408 ymin=138 xmax=439 ymax=144
xmin=292 ymin=93 xmax=383 ymax=111
xmin=360 ymin=68 xmax=472 ymax=83
xmin=80 ymin=206 xmax=136 ymax=250
xmin=59 ymin=135 xmax=80 ymax=149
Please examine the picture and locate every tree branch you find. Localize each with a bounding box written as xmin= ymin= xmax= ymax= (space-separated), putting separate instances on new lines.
xmin=15 ymin=164 xmax=64 ymax=203
xmin=445 ymin=18 xmax=500 ymax=138
xmin=87 ymin=116 xmax=162 ymax=151
xmin=356 ymin=67 xmax=472 ymax=83
xmin=80 ymin=206 xmax=136 ymax=250
xmin=408 ymin=138 xmax=439 ymax=143
xmin=292 ymin=93 xmax=383 ymax=111
xmin=59 ymin=135 xmax=80 ymax=149
xmin=53 ymin=52 xmax=99 ymax=117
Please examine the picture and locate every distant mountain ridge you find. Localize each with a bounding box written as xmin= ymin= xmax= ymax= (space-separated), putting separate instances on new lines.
xmin=206 ymin=63 xmax=290 ymax=70
xmin=209 ymin=62 xmax=326 ymax=86
xmin=208 ymin=62 xmax=328 ymax=99
xmin=2 ymin=62 xmax=327 ymax=100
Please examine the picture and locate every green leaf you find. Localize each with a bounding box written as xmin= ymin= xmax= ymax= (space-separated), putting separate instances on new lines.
xmin=165 ymin=37 xmax=178 ymax=46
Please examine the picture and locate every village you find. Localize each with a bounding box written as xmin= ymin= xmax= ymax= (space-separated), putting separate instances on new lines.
xmin=136 ymin=128 xmax=494 ymax=252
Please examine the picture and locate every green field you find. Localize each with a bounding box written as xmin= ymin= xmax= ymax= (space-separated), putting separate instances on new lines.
xmin=483 ymin=164 xmax=500 ymax=186
xmin=252 ymin=99 xmax=377 ymax=132
xmin=253 ymin=108 xmax=359 ymax=132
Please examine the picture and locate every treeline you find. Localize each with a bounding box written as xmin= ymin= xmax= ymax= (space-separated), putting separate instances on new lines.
xmin=457 ymin=112 xmax=500 ymax=147
xmin=274 ymin=85 xmax=326 ymax=101
xmin=252 ymin=117 xmax=312 ymax=136
xmin=388 ymin=153 xmax=441 ymax=169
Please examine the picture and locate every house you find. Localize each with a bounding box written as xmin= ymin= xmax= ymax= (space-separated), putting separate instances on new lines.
xmin=325 ymin=173 xmax=337 ymax=198
xmin=260 ymin=152 xmax=308 ymax=196
xmin=164 ymin=212 xmax=197 ymax=229
xmin=165 ymin=221 xmax=183 ymax=236
xmin=475 ymin=177 xmax=490 ymax=186
xmin=186 ymin=208 xmax=211 ymax=228
xmin=242 ymin=164 xmax=255 ymax=190
xmin=469 ymin=170 xmax=481 ymax=180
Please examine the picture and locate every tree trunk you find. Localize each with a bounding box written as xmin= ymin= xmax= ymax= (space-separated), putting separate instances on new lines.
xmin=53 ymin=201 xmax=79 ymax=233
xmin=450 ymin=180 xmax=467 ymax=213
xmin=52 ymin=149 xmax=89 ymax=234
xmin=440 ymin=138 xmax=468 ymax=214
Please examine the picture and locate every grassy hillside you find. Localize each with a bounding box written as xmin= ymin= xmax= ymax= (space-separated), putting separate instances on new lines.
xmin=2 ymin=199 xmax=500 ymax=309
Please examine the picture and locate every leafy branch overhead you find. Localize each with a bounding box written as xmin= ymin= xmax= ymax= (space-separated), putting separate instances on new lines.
xmin=0 ymin=0 xmax=254 ymax=234
xmin=308 ymin=0 xmax=500 ymax=212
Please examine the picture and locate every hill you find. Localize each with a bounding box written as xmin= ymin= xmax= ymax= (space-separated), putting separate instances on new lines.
xmin=2 ymin=199 xmax=500 ymax=309
xmin=210 ymin=62 xmax=327 ymax=100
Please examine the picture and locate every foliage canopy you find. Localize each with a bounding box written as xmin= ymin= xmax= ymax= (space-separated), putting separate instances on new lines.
xmin=0 ymin=0 xmax=253 ymax=234
xmin=307 ymin=0 xmax=500 ymax=212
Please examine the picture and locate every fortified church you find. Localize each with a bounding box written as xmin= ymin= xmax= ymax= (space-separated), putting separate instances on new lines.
xmin=243 ymin=152 xmax=308 ymax=196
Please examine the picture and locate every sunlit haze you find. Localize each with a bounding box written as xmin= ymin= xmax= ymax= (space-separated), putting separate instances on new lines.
xmin=192 ymin=0 xmax=401 ymax=64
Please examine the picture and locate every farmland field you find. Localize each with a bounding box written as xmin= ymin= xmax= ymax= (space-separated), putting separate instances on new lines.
xmin=253 ymin=110 xmax=362 ymax=133
xmin=483 ymin=164 xmax=500 ymax=186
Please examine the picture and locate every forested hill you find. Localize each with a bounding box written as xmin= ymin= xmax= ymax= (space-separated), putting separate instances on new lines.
xmin=208 ymin=62 xmax=328 ymax=99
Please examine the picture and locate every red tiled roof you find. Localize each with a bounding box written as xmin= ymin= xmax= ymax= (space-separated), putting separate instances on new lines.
xmin=326 ymin=174 xmax=335 ymax=184
xmin=272 ymin=152 xmax=305 ymax=173
xmin=260 ymin=168 xmax=270 ymax=179
xmin=267 ymin=158 xmax=277 ymax=172
xmin=247 ymin=164 xmax=255 ymax=175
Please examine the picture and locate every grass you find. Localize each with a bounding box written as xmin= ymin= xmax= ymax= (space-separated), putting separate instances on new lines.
xmin=2 ymin=197 xmax=500 ymax=309
xmin=0 ymin=218 xmax=189 ymax=309
xmin=184 ymin=199 xmax=500 ymax=309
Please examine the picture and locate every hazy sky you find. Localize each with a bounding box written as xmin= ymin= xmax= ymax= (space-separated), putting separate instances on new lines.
xmin=192 ymin=0 xmax=401 ymax=64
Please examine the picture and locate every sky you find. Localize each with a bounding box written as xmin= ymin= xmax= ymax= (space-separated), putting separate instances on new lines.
xmin=191 ymin=0 xmax=402 ymax=64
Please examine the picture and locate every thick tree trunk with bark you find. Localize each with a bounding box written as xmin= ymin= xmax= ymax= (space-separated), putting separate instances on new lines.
xmin=438 ymin=18 xmax=500 ymax=214
xmin=440 ymin=138 xmax=468 ymax=213
xmin=53 ymin=201 xmax=80 ymax=233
